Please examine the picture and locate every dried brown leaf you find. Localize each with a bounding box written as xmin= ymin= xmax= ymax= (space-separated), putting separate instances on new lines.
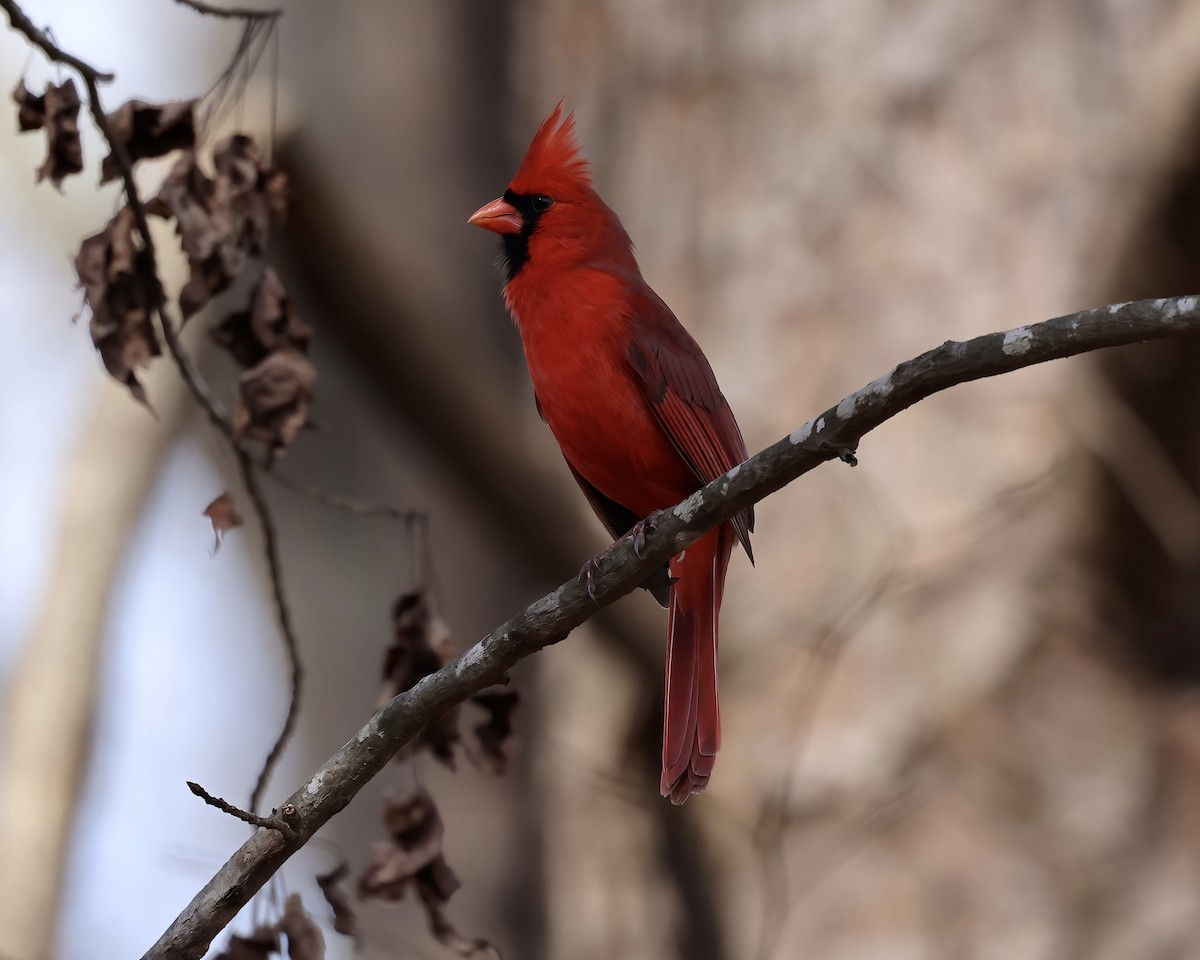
xmin=315 ymin=861 xmax=359 ymax=942
xmin=420 ymin=890 xmax=496 ymax=959
xmin=380 ymin=595 xmax=460 ymax=765
xmin=100 ymin=98 xmax=196 ymax=184
xmin=146 ymin=137 xmax=287 ymax=320
xmin=213 ymin=269 xmax=312 ymax=368
xmin=358 ymin=788 xmax=446 ymax=902
xmin=75 ymin=206 xmax=162 ymax=404
xmin=146 ymin=151 xmax=233 ymax=319
xmin=280 ymin=893 xmax=325 ymax=960
xmin=466 ymin=689 xmax=520 ymax=775
xmin=213 ymin=134 xmax=287 ymax=258
xmin=202 ymin=491 xmax=243 ymax=553
xmin=232 ymin=349 xmax=316 ymax=463
xmin=13 ymin=79 xmax=83 ymax=188
xmin=213 ymin=925 xmax=280 ymax=960
xmin=359 ymin=788 xmax=495 ymax=957
xmin=409 ymin=821 xmax=494 ymax=958
xmin=13 ymin=78 xmax=45 ymax=131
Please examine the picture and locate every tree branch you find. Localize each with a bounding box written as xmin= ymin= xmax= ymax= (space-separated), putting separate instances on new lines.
xmin=142 ymin=295 xmax=1200 ymax=959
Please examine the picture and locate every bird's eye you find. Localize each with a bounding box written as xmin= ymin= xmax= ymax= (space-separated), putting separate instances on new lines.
xmin=531 ymin=194 xmax=554 ymax=213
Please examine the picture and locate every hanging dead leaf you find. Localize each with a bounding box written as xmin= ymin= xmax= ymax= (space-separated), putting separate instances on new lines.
xmin=13 ymin=78 xmax=45 ymax=131
xmin=213 ymin=269 xmax=312 ymax=368
xmin=146 ymin=137 xmax=287 ymax=320
xmin=202 ymin=492 xmax=243 ymax=553
xmin=380 ymin=594 xmax=460 ymax=765
xmin=213 ymin=134 xmax=288 ymax=258
xmin=213 ymin=925 xmax=280 ymax=960
xmin=465 ymin=689 xmax=520 ymax=775
xmin=146 ymin=151 xmax=235 ymax=319
xmin=362 ymin=789 xmax=496 ymax=958
xmin=315 ymin=861 xmax=359 ymax=943
xmin=358 ymin=788 xmax=446 ymax=902
xmin=75 ymin=206 xmax=163 ymax=405
xmin=232 ymin=349 xmax=316 ymax=463
xmin=13 ymin=78 xmax=83 ymax=188
xmin=279 ymin=893 xmax=325 ymax=960
xmin=100 ymin=98 xmax=196 ymax=184
xmin=420 ymin=887 xmax=497 ymax=959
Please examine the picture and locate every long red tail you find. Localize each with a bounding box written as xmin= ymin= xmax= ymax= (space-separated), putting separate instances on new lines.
xmin=660 ymin=525 xmax=735 ymax=804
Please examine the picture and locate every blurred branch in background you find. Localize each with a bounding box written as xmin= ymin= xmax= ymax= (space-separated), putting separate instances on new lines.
xmin=145 ymin=296 xmax=1200 ymax=960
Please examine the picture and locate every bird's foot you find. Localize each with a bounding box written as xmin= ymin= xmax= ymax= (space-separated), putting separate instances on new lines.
xmin=579 ymin=554 xmax=604 ymax=603
xmin=631 ymin=509 xmax=671 ymax=558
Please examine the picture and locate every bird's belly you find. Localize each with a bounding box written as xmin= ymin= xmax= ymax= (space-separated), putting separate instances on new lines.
xmin=531 ymin=357 xmax=695 ymax=517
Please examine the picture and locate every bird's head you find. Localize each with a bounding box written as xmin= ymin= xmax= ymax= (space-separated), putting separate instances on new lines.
xmin=469 ymin=101 xmax=631 ymax=282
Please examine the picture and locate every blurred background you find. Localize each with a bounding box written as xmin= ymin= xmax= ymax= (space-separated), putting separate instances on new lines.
xmin=4 ymin=0 xmax=1200 ymax=958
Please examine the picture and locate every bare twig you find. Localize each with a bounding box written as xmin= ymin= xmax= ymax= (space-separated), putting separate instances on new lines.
xmin=265 ymin=469 xmax=426 ymax=522
xmin=174 ymin=0 xmax=282 ymax=20
xmin=141 ymin=296 xmax=1200 ymax=960
xmin=2 ymin=0 xmax=300 ymax=817
xmin=0 ymin=0 xmax=113 ymax=81
xmin=237 ymin=451 xmax=303 ymax=815
xmin=186 ymin=781 xmax=296 ymax=837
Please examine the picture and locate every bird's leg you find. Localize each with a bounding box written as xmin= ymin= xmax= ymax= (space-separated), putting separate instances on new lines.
xmin=579 ymin=554 xmax=604 ymax=603
xmin=631 ymin=508 xmax=671 ymax=558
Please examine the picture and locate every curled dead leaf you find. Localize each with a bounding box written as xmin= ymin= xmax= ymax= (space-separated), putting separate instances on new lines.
xmin=13 ymin=78 xmax=45 ymax=131
xmin=202 ymin=492 xmax=243 ymax=553
xmin=280 ymin=893 xmax=325 ymax=960
xmin=213 ymin=269 xmax=311 ymax=368
xmin=315 ymin=861 xmax=359 ymax=943
xmin=13 ymin=78 xmax=83 ymax=188
xmin=466 ymin=689 xmax=520 ymax=776
xmin=100 ymin=98 xmax=196 ymax=184
xmin=213 ymin=134 xmax=288 ymax=259
xmin=148 ymin=139 xmax=287 ymax=320
xmin=358 ymin=788 xmax=496 ymax=957
xmin=232 ymin=349 xmax=316 ymax=463
xmin=146 ymin=151 xmax=233 ymax=319
xmin=381 ymin=594 xmax=460 ymax=765
xmin=358 ymin=788 xmax=446 ymax=902
xmin=213 ymin=925 xmax=279 ymax=960
xmin=421 ymin=890 xmax=497 ymax=958
xmin=75 ymin=206 xmax=162 ymax=404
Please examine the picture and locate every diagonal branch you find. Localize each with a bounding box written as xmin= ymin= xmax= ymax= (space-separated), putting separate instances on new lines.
xmin=142 ymin=295 xmax=1200 ymax=960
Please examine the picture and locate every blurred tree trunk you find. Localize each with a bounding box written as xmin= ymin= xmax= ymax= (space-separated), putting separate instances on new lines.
xmin=0 ymin=370 xmax=190 ymax=960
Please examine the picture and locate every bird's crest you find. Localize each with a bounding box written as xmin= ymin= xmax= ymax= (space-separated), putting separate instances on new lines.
xmin=509 ymin=100 xmax=592 ymax=196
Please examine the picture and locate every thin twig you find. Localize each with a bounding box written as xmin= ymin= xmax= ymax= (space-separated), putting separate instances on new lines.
xmin=174 ymin=0 xmax=282 ymax=20
xmin=265 ymin=469 xmax=426 ymax=522
xmin=238 ymin=450 xmax=303 ymax=815
xmin=2 ymin=0 xmax=299 ymax=818
xmin=142 ymin=296 xmax=1200 ymax=960
xmin=186 ymin=781 xmax=296 ymax=837
xmin=0 ymin=0 xmax=113 ymax=81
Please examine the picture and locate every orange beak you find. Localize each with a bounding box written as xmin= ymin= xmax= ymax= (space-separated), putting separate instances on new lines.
xmin=468 ymin=197 xmax=523 ymax=235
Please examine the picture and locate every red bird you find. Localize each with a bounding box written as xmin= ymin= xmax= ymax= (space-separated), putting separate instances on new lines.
xmin=469 ymin=103 xmax=753 ymax=803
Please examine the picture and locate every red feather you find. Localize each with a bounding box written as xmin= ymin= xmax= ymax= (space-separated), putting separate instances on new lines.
xmin=470 ymin=104 xmax=753 ymax=803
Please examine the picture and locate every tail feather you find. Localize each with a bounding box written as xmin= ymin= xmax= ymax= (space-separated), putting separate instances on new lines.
xmin=660 ymin=525 xmax=733 ymax=804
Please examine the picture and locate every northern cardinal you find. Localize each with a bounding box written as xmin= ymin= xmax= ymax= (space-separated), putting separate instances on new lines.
xmin=469 ymin=103 xmax=753 ymax=803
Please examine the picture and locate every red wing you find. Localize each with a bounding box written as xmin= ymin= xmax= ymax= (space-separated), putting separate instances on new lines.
xmin=625 ymin=288 xmax=755 ymax=561
xmin=536 ymin=391 xmax=672 ymax=606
